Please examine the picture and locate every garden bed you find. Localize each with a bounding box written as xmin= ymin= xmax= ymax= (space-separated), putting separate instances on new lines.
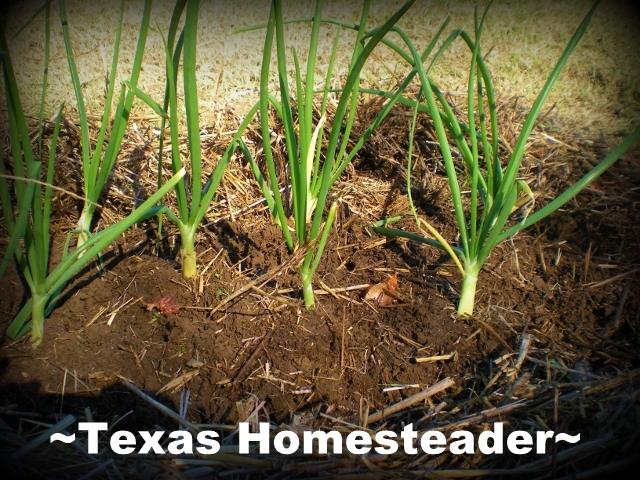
xmin=1 ymin=95 xmax=639 ymax=477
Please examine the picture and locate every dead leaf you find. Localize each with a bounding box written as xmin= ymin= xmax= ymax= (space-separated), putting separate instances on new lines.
xmin=144 ymin=296 xmax=180 ymax=314
xmin=364 ymin=274 xmax=399 ymax=306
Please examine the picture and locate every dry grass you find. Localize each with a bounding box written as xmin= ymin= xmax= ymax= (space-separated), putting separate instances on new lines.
xmin=3 ymin=0 xmax=639 ymax=140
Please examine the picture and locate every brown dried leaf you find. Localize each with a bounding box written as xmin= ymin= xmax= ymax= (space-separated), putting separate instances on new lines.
xmin=363 ymin=274 xmax=399 ymax=307
xmin=146 ymin=296 xmax=180 ymax=314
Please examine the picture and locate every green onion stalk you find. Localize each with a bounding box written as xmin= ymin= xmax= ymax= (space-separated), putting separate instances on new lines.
xmin=374 ymin=0 xmax=640 ymax=316
xmin=59 ymin=0 xmax=153 ymax=251
xmin=1 ymin=14 xmax=186 ymax=347
xmin=237 ymin=0 xmax=433 ymax=309
xmin=128 ymin=0 xmax=261 ymax=279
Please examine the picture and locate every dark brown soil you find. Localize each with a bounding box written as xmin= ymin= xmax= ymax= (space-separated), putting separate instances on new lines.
xmin=0 ymin=216 xmax=485 ymax=424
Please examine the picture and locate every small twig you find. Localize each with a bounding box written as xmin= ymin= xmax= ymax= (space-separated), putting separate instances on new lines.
xmin=585 ymin=268 xmax=639 ymax=289
xmin=510 ymin=239 xmax=525 ymax=282
xmin=317 ymin=279 xmax=343 ymax=301
xmin=275 ymin=284 xmax=371 ymax=295
xmin=583 ymin=327 xmax=640 ymax=360
xmin=441 ymin=399 xmax=529 ymax=431
xmin=0 ymin=174 xmax=101 ymax=207
xmin=511 ymin=333 xmax=532 ymax=377
xmin=203 ymin=186 xmax=287 ymax=227
xmin=538 ymin=245 xmax=547 ymax=274
xmin=341 ymin=306 xmax=346 ymax=372
xmin=85 ymin=306 xmax=108 ymax=327
xmin=612 ymin=278 xmax=631 ymax=328
xmin=122 ymin=380 xmax=199 ymax=434
xmin=382 ymin=384 xmax=420 ymax=392
xmin=60 ymin=368 xmax=68 ymax=415
xmin=566 ymin=340 xmax=640 ymax=362
xmin=118 ymin=345 xmax=142 ymax=368
xmin=412 ymin=352 xmax=455 ymax=363
xmin=209 ymin=248 xmax=307 ymax=316
xmin=249 ymin=285 xmax=297 ymax=307
xmin=470 ymin=317 xmax=514 ymax=353
xmin=232 ymin=326 xmax=276 ymax=385
xmin=379 ymin=324 xmax=423 ymax=349
xmin=526 ymin=356 xmax=602 ymax=380
xmin=157 ymin=370 xmax=200 ymax=395
xmin=107 ymin=296 xmax=142 ymax=326
xmin=367 ymin=377 xmax=454 ymax=424
xmin=12 ymin=414 xmax=76 ymax=459
xmin=319 ymin=413 xmax=374 ymax=432
xmin=583 ymin=242 xmax=592 ymax=284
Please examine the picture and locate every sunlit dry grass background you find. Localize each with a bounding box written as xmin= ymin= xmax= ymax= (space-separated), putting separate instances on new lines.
xmin=4 ymin=0 xmax=640 ymax=140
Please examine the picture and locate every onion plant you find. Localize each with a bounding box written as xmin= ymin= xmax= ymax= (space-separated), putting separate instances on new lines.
xmin=238 ymin=0 xmax=425 ymax=309
xmin=59 ymin=0 xmax=152 ymax=250
xmin=1 ymin=18 xmax=186 ymax=347
xmin=129 ymin=0 xmax=260 ymax=278
xmin=374 ymin=0 xmax=640 ymax=316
